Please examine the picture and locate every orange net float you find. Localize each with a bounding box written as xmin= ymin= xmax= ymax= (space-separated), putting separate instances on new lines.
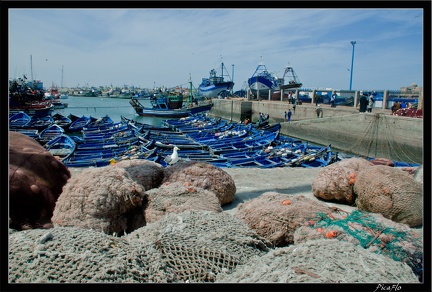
xmin=316 ymin=227 xmax=325 ymax=234
xmin=325 ymin=230 xmax=338 ymax=239
xmin=281 ymin=199 xmax=291 ymax=205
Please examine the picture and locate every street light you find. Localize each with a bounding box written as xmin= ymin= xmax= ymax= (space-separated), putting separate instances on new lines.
xmin=232 ymin=64 xmax=235 ymax=95
xmin=349 ymin=41 xmax=356 ymax=90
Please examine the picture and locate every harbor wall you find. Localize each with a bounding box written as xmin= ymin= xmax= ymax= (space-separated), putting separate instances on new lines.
xmin=209 ymin=98 xmax=423 ymax=164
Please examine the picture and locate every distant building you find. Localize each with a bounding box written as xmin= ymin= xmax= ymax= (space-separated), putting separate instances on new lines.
xmin=401 ymin=83 xmax=422 ymax=93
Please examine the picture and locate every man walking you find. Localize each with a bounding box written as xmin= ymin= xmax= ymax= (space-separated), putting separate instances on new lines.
xmin=287 ymin=109 xmax=292 ymax=123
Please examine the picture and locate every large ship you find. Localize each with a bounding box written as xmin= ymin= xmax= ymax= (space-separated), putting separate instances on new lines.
xmin=198 ymin=62 xmax=234 ymax=98
xmin=248 ymin=58 xmax=302 ymax=98
xmin=130 ymin=80 xmax=213 ymax=118
xmin=9 ymin=76 xmax=53 ymax=117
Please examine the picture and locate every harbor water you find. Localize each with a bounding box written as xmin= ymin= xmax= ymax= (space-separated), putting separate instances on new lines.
xmin=53 ymin=96 xmax=167 ymax=126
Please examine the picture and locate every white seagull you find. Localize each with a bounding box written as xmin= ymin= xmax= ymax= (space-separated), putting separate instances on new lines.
xmin=164 ymin=146 xmax=180 ymax=165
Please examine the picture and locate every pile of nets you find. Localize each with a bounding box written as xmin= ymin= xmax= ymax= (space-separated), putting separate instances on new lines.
xmin=354 ymin=165 xmax=423 ymax=227
xmin=52 ymin=164 xmax=148 ymax=235
xmin=10 ymin=210 xmax=272 ymax=283
xmin=215 ymin=238 xmax=419 ymax=283
xmin=235 ymin=192 xmax=334 ymax=246
xmin=126 ymin=210 xmax=271 ymax=282
xmin=162 ymin=161 xmax=236 ymax=205
xmin=312 ymin=157 xmax=374 ymax=204
xmin=294 ymin=209 xmax=423 ymax=281
xmin=144 ymin=181 xmax=222 ymax=223
xmin=8 ymin=226 xmax=172 ymax=283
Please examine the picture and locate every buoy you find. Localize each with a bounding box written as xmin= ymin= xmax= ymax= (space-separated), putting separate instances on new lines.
xmin=281 ymin=199 xmax=291 ymax=205
xmin=325 ymin=230 xmax=338 ymax=239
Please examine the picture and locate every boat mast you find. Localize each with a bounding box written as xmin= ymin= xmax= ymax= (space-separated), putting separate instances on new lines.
xmin=30 ymin=55 xmax=33 ymax=81
xmin=189 ymin=74 xmax=193 ymax=103
xmin=61 ymin=65 xmax=64 ymax=88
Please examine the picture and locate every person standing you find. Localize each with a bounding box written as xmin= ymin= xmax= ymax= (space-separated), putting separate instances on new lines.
xmin=284 ymin=111 xmax=287 ymax=121
xmin=359 ymin=91 xmax=368 ymax=113
xmin=331 ymin=91 xmax=336 ymax=107
xmin=314 ymin=93 xmax=320 ymax=106
xmin=292 ymin=98 xmax=297 ymax=114
xmin=316 ymin=105 xmax=323 ymax=118
xmin=367 ymin=94 xmax=374 ymax=113
xmin=287 ymin=109 xmax=292 ymax=123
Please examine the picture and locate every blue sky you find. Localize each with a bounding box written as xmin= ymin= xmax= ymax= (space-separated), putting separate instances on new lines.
xmin=8 ymin=7 xmax=425 ymax=91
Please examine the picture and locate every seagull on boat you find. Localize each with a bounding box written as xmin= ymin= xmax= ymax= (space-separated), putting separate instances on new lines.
xmin=164 ymin=146 xmax=180 ymax=165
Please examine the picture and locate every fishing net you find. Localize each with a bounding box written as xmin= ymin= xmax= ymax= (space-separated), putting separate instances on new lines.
xmin=126 ymin=210 xmax=271 ymax=283
xmin=214 ymin=238 xmax=419 ymax=283
xmin=114 ymin=159 xmax=165 ymax=191
xmin=52 ymin=165 xmax=147 ymax=235
xmin=9 ymin=131 xmax=71 ymax=230
xmin=312 ymin=157 xmax=374 ymax=205
xmin=8 ymin=226 xmax=173 ymax=283
xmin=294 ymin=209 xmax=423 ymax=281
xmin=144 ymin=181 xmax=222 ymax=223
xmin=162 ymin=160 xmax=236 ymax=205
xmin=413 ymin=164 xmax=423 ymax=183
xmin=354 ymin=165 xmax=423 ymax=227
xmin=235 ymin=192 xmax=333 ymax=246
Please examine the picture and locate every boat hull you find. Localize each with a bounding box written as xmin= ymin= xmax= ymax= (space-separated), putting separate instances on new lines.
xmin=130 ymin=98 xmax=213 ymax=118
xmin=198 ymin=82 xmax=234 ymax=98
xmin=248 ymin=75 xmax=276 ymax=97
xmin=9 ymin=104 xmax=54 ymax=118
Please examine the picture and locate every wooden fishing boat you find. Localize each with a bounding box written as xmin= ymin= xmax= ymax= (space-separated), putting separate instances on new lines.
xmin=52 ymin=113 xmax=72 ymax=130
xmin=69 ymin=115 xmax=91 ymax=132
xmin=44 ymin=134 xmax=76 ymax=160
xmin=38 ymin=124 xmax=65 ymax=143
xmin=9 ymin=112 xmax=31 ymax=128
xmin=26 ymin=115 xmax=54 ymax=130
xmin=9 ymin=76 xmax=54 ymax=117
xmin=130 ymin=81 xmax=213 ymax=118
xmin=85 ymin=115 xmax=115 ymax=129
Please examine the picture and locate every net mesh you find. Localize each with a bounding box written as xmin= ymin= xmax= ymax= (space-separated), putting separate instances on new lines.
xmin=215 ymin=238 xmax=419 ymax=283
xmin=126 ymin=210 xmax=271 ymax=282
xmin=294 ymin=209 xmax=423 ymax=281
xmin=8 ymin=227 xmax=172 ymax=283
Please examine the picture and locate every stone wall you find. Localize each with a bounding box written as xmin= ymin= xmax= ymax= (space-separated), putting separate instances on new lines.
xmin=209 ymin=98 xmax=423 ymax=164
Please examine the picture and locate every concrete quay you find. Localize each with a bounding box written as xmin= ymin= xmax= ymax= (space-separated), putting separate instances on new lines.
xmin=209 ymin=98 xmax=423 ymax=164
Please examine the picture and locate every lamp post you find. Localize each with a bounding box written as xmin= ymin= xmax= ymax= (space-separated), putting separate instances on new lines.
xmin=349 ymin=41 xmax=356 ymax=90
xmin=232 ymin=64 xmax=235 ymax=95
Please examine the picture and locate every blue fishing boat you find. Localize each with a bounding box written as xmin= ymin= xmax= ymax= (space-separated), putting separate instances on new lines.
xmin=26 ymin=115 xmax=54 ymax=130
xmin=52 ymin=113 xmax=72 ymax=130
xmin=85 ymin=115 xmax=115 ymax=129
xmin=9 ymin=112 xmax=31 ymax=128
xmin=44 ymin=134 xmax=76 ymax=160
xmin=38 ymin=124 xmax=65 ymax=143
xmin=198 ymin=62 xmax=234 ymax=98
xmin=69 ymin=115 xmax=91 ymax=132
